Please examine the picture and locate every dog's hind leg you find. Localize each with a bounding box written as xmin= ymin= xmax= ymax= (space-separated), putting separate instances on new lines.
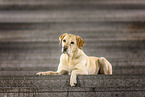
xmin=99 ymin=57 xmax=112 ymax=75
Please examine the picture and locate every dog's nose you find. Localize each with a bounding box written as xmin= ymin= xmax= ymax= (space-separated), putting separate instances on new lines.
xmin=64 ymin=46 xmax=68 ymax=50
xmin=63 ymin=46 xmax=68 ymax=52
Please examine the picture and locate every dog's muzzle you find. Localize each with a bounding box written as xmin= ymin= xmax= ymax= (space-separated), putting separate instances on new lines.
xmin=62 ymin=46 xmax=68 ymax=53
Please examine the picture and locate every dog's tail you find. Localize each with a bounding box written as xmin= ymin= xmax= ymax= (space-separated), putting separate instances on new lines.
xmin=99 ymin=57 xmax=112 ymax=75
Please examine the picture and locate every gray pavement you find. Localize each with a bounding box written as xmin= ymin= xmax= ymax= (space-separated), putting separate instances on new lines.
xmin=0 ymin=0 xmax=145 ymax=97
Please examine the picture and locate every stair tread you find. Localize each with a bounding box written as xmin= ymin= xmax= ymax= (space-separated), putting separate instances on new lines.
xmin=0 ymin=10 xmax=145 ymax=22
xmin=0 ymin=75 xmax=144 ymax=92
xmin=0 ymin=65 xmax=145 ymax=75
xmin=0 ymin=0 xmax=145 ymax=11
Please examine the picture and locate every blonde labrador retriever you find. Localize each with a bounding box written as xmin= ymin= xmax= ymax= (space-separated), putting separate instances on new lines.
xmin=37 ymin=33 xmax=112 ymax=86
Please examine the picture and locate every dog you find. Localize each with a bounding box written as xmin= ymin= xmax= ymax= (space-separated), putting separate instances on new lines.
xmin=37 ymin=33 xmax=112 ymax=86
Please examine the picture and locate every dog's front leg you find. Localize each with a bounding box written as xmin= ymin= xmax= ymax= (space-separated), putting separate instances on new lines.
xmin=36 ymin=70 xmax=67 ymax=75
xmin=36 ymin=71 xmax=58 ymax=75
xmin=70 ymin=70 xmax=86 ymax=86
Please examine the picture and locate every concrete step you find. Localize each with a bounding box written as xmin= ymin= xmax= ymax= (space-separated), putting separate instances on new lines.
xmin=0 ymin=52 xmax=144 ymax=62
xmin=0 ymin=10 xmax=145 ymax=23
xmin=0 ymin=29 xmax=145 ymax=42
xmin=0 ymin=58 xmax=145 ymax=75
xmin=0 ymin=59 xmax=144 ymax=67
xmin=0 ymin=0 xmax=145 ymax=11
xmin=0 ymin=43 xmax=144 ymax=61
xmin=0 ymin=75 xmax=145 ymax=97
xmin=0 ymin=0 xmax=145 ymax=23
xmin=0 ymin=22 xmax=144 ymax=32
xmin=0 ymin=65 xmax=145 ymax=75
xmin=0 ymin=41 xmax=144 ymax=52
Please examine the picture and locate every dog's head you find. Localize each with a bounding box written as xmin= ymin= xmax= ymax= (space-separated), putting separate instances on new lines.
xmin=59 ymin=33 xmax=85 ymax=55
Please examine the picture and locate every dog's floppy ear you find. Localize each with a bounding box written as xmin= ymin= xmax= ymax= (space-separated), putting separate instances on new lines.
xmin=59 ymin=33 xmax=67 ymax=45
xmin=76 ymin=36 xmax=85 ymax=49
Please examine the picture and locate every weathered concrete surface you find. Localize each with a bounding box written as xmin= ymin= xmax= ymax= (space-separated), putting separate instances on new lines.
xmin=0 ymin=75 xmax=145 ymax=97
xmin=0 ymin=0 xmax=145 ymax=97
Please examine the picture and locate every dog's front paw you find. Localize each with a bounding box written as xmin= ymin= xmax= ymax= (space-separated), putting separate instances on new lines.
xmin=36 ymin=72 xmax=51 ymax=75
xmin=70 ymin=78 xmax=77 ymax=87
xmin=36 ymin=72 xmax=44 ymax=75
xmin=70 ymin=82 xmax=77 ymax=87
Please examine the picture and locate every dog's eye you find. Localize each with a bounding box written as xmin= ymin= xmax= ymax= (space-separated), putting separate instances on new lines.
xmin=63 ymin=39 xmax=66 ymax=42
xmin=71 ymin=41 xmax=74 ymax=44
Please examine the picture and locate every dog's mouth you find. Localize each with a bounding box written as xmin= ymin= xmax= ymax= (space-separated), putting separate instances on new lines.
xmin=62 ymin=51 xmax=70 ymax=56
xmin=62 ymin=49 xmax=68 ymax=54
xmin=62 ymin=47 xmax=70 ymax=55
xmin=62 ymin=49 xmax=67 ymax=53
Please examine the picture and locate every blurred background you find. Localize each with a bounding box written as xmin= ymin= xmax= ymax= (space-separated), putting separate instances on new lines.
xmin=0 ymin=0 xmax=145 ymax=76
